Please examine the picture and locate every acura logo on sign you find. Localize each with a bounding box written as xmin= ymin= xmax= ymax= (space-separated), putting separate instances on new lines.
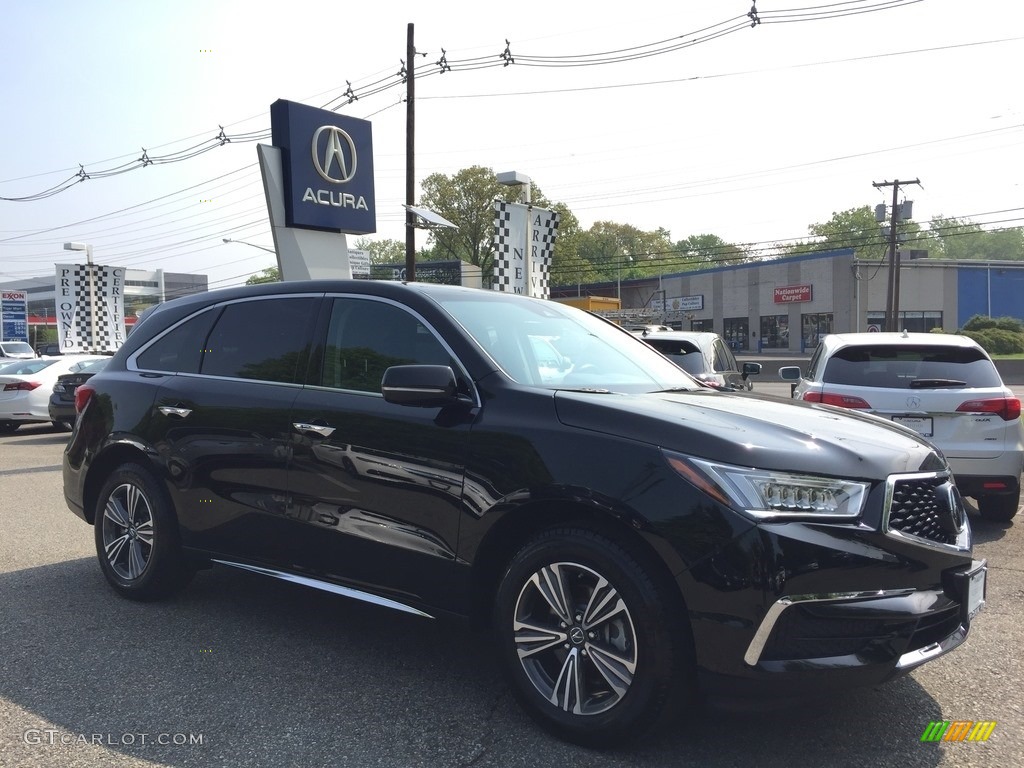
xmin=312 ymin=125 xmax=357 ymax=184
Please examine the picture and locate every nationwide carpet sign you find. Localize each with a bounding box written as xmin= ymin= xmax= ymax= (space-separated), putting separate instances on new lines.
xmin=55 ymin=263 xmax=126 ymax=353
xmin=773 ymin=284 xmax=813 ymax=304
xmin=270 ymin=99 xmax=376 ymax=234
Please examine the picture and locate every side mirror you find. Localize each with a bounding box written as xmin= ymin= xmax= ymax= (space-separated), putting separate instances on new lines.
xmin=778 ymin=366 xmax=803 ymax=381
xmin=742 ymin=362 xmax=762 ymax=379
xmin=381 ymin=365 xmax=461 ymax=407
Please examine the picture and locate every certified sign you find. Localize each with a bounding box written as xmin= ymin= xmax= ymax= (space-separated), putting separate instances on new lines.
xmin=270 ymin=99 xmax=376 ymax=234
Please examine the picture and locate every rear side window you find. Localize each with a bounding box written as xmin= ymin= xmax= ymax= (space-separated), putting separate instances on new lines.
xmin=822 ymin=344 xmax=1002 ymax=389
xmin=136 ymin=308 xmax=218 ymax=374
xmin=712 ymin=340 xmax=736 ymax=374
xmin=200 ymin=297 xmax=319 ymax=383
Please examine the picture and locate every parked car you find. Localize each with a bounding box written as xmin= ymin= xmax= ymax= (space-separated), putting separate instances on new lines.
xmin=0 ymin=355 xmax=107 ymax=433
xmin=0 ymin=340 xmax=36 ymax=361
xmin=35 ymin=342 xmax=62 ymax=356
xmin=780 ymin=331 xmax=1023 ymax=521
xmin=48 ymin=356 xmax=110 ymax=430
xmin=642 ymin=330 xmax=762 ymax=391
xmin=64 ymin=282 xmax=984 ymax=746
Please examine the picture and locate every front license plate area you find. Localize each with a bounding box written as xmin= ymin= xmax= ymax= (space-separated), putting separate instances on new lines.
xmin=960 ymin=560 xmax=987 ymax=623
xmin=891 ymin=415 xmax=933 ymax=437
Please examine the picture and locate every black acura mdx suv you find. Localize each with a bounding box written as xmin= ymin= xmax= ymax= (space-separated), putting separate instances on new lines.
xmin=64 ymin=280 xmax=985 ymax=746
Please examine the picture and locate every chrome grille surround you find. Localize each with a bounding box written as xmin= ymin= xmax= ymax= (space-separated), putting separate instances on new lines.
xmin=883 ymin=470 xmax=971 ymax=552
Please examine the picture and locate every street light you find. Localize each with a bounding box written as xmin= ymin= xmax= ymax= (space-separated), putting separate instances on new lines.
xmin=617 ymin=254 xmax=633 ymax=303
xmin=63 ymin=241 xmax=98 ymax=352
xmin=222 ymin=238 xmax=276 ymax=254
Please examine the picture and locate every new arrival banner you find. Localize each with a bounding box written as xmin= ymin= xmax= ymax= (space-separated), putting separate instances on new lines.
xmin=492 ymin=201 xmax=560 ymax=299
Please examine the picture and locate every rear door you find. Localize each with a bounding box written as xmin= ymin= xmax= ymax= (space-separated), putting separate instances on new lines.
xmin=820 ymin=343 xmax=1011 ymax=458
xmin=140 ymin=295 xmax=322 ymax=564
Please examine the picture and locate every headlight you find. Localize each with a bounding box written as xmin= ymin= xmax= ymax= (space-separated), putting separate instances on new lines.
xmin=664 ymin=451 xmax=869 ymax=521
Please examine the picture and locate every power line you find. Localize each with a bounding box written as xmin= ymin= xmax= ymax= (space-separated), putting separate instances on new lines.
xmin=0 ymin=0 xmax=939 ymax=202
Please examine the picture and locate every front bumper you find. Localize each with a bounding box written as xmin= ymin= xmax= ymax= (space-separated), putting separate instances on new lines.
xmin=681 ymin=476 xmax=982 ymax=700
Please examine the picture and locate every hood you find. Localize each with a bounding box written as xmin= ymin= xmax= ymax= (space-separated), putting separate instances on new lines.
xmin=553 ymin=389 xmax=945 ymax=480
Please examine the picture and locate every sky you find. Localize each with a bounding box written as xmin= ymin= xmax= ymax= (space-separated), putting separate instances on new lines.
xmin=1 ymin=0 xmax=1022 ymax=293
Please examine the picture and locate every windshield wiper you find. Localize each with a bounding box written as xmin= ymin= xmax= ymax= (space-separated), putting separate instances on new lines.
xmin=909 ymin=378 xmax=967 ymax=389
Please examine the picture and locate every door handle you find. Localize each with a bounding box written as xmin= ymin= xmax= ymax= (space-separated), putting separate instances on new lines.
xmin=158 ymin=406 xmax=192 ymax=418
xmin=293 ymin=422 xmax=336 ymax=438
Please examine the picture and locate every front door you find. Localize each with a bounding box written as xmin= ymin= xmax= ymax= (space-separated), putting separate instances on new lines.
xmin=286 ymin=296 xmax=474 ymax=611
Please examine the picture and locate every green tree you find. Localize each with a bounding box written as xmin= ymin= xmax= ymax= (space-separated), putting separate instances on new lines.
xmin=782 ymin=205 xmax=912 ymax=259
xmin=672 ymin=234 xmax=747 ymax=271
xmin=576 ymin=222 xmax=674 ymax=284
xmin=245 ymin=266 xmax=280 ymax=284
xmin=353 ymin=237 xmax=410 ymax=265
xmin=927 ymin=216 xmax=1024 ymax=260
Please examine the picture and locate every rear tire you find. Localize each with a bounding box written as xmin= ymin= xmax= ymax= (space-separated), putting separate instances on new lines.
xmin=977 ymin=492 xmax=1019 ymax=522
xmin=492 ymin=527 xmax=692 ymax=747
xmin=53 ymin=420 xmax=73 ymax=432
xmin=0 ymin=421 xmax=19 ymax=434
xmin=94 ymin=463 xmax=194 ymax=600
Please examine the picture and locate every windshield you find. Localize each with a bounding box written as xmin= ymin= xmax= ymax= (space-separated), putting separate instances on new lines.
xmin=823 ymin=344 xmax=1002 ymax=389
xmin=0 ymin=359 xmax=57 ymax=376
xmin=435 ymin=293 xmax=699 ymax=393
xmin=0 ymin=341 xmax=34 ymax=355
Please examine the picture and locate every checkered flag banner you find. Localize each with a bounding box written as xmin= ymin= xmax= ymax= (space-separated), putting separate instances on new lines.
xmin=492 ymin=201 xmax=561 ymax=299
xmin=55 ymin=263 xmax=127 ymax=353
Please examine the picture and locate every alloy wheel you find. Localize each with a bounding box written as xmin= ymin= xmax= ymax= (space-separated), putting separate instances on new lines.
xmin=513 ymin=561 xmax=637 ymax=716
xmin=101 ymin=482 xmax=155 ymax=581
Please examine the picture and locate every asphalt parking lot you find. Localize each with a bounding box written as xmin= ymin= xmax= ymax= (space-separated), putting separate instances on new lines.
xmin=1 ymin=420 xmax=1021 ymax=768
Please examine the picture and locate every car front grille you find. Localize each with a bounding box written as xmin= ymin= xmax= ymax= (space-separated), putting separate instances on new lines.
xmin=887 ymin=473 xmax=963 ymax=546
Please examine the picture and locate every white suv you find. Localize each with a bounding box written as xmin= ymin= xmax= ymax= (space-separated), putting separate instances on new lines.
xmin=781 ymin=331 xmax=1023 ymax=521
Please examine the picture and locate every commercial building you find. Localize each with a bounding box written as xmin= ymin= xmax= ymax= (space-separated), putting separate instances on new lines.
xmin=553 ymin=248 xmax=1024 ymax=353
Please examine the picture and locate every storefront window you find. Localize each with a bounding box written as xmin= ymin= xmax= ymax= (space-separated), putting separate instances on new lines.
xmin=866 ymin=311 xmax=943 ymax=333
xmin=690 ymin=318 xmax=714 ymax=332
xmin=801 ymin=313 xmax=833 ymax=350
xmin=724 ymin=317 xmax=749 ymax=351
xmin=759 ymin=315 xmax=790 ymax=348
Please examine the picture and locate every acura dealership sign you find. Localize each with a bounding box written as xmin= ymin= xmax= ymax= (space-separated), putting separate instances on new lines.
xmin=270 ymin=99 xmax=376 ymax=234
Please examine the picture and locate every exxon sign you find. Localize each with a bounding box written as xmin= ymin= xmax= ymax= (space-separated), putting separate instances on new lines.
xmin=270 ymin=99 xmax=376 ymax=234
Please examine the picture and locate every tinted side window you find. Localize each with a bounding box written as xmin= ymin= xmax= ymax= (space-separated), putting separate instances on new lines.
xmin=822 ymin=344 xmax=1002 ymax=388
xmin=318 ymin=298 xmax=453 ymax=393
xmin=200 ymin=297 xmax=318 ymax=383
xmin=136 ymin=308 xmax=219 ymax=374
xmin=713 ymin=340 xmax=736 ymax=373
xmin=805 ymin=345 xmax=825 ymax=381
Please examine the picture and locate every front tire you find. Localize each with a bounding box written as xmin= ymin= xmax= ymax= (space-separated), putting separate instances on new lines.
xmin=492 ymin=527 xmax=691 ymax=746
xmin=978 ymin=492 xmax=1019 ymax=522
xmin=94 ymin=463 xmax=193 ymax=600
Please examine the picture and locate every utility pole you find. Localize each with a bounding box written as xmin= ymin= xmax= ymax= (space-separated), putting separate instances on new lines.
xmin=405 ymin=23 xmax=416 ymax=282
xmin=873 ymin=178 xmax=920 ymax=331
